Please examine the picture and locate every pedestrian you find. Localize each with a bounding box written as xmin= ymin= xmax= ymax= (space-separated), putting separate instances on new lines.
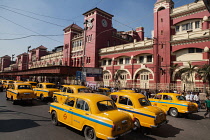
xmin=204 ymin=96 xmax=210 ymax=119
xmin=185 ymin=92 xmax=190 ymax=101
xmin=193 ymin=92 xmax=200 ymax=111
xmin=189 ymin=92 xmax=194 ymax=102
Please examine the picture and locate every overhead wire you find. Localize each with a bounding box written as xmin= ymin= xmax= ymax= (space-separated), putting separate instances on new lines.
xmin=0 ymin=34 xmax=63 ymax=40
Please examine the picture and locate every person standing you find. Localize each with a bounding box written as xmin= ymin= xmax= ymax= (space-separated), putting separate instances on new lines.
xmin=185 ymin=92 xmax=190 ymax=101
xmin=193 ymin=93 xmax=200 ymax=111
xmin=190 ymin=92 xmax=194 ymax=102
xmin=204 ymin=96 xmax=210 ymax=119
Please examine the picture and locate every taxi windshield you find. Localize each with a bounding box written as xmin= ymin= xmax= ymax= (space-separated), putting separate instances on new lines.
xmin=29 ymin=83 xmax=37 ymax=86
xmin=176 ymin=96 xmax=186 ymax=100
xmin=8 ymin=81 xmax=14 ymax=83
xmin=97 ymin=100 xmax=117 ymax=111
xmin=18 ymin=85 xmax=31 ymax=89
xmin=78 ymin=88 xmax=89 ymax=93
xmin=138 ymin=98 xmax=151 ymax=106
xmin=46 ymin=85 xmax=56 ymax=88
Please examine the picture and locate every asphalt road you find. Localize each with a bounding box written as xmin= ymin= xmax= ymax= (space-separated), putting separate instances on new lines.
xmin=0 ymin=91 xmax=210 ymax=140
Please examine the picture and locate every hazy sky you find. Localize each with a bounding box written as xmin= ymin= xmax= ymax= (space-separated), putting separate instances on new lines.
xmin=0 ymin=0 xmax=196 ymax=58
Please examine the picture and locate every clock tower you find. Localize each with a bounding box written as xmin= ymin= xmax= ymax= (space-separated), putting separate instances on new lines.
xmin=82 ymin=8 xmax=114 ymax=80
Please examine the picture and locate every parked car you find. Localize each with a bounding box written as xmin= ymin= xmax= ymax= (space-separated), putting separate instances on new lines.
xmin=25 ymin=81 xmax=37 ymax=89
xmin=3 ymin=80 xmax=14 ymax=89
xmin=33 ymin=83 xmax=60 ymax=101
xmin=110 ymin=92 xmax=168 ymax=130
xmin=49 ymin=93 xmax=134 ymax=140
xmin=6 ymin=83 xmax=36 ymax=105
xmin=149 ymin=93 xmax=198 ymax=117
xmin=52 ymin=85 xmax=90 ymax=103
xmin=96 ymin=87 xmax=111 ymax=96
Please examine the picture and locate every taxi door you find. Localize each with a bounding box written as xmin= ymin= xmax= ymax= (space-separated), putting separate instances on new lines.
xmin=150 ymin=94 xmax=163 ymax=109
xmin=116 ymin=96 xmax=135 ymax=113
xmin=7 ymin=84 xmax=14 ymax=99
xmin=34 ymin=84 xmax=42 ymax=97
xmin=160 ymin=95 xmax=173 ymax=112
xmin=59 ymin=97 xmax=75 ymax=125
xmin=72 ymin=98 xmax=91 ymax=130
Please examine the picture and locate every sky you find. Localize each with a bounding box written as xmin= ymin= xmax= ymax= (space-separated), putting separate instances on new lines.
xmin=0 ymin=0 xmax=197 ymax=58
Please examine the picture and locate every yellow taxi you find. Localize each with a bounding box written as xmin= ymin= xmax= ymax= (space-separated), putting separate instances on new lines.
xmin=49 ymin=93 xmax=134 ymax=140
xmin=25 ymin=81 xmax=37 ymax=89
xmin=53 ymin=85 xmax=89 ymax=102
xmin=149 ymin=93 xmax=198 ymax=117
xmin=3 ymin=80 xmax=14 ymax=89
xmin=110 ymin=92 xmax=167 ymax=130
xmin=6 ymin=83 xmax=36 ymax=105
xmin=119 ymin=89 xmax=135 ymax=93
xmin=33 ymin=83 xmax=60 ymax=101
xmin=96 ymin=87 xmax=111 ymax=96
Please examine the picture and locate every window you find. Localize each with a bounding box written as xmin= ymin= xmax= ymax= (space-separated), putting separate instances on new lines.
xmin=154 ymin=94 xmax=162 ymax=99
xmin=46 ymin=85 xmax=56 ymax=88
xmin=175 ymin=26 xmax=180 ymax=32
xmin=139 ymin=56 xmax=144 ymax=63
xmin=67 ymin=88 xmax=73 ymax=93
xmin=163 ymin=95 xmax=172 ymax=100
xmin=188 ymin=48 xmax=194 ymax=53
xmin=108 ymin=59 xmax=112 ymax=65
xmin=119 ymin=58 xmax=124 ymax=64
xmin=147 ymin=55 xmax=152 ymax=62
xmin=196 ymin=48 xmax=203 ymax=53
xmin=107 ymin=40 xmax=110 ymax=47
xmin=119 ymin=96 xmax=133 ymax=106
xmin=65 ymin=97 xmax=75 ymax=107
xmin=103 ymin=60 xmax=106 ymax=66
xmin=138 ymin=98 xmax=151 ymax=106
xmin=182 ymin=22 xmax=192 ymax=31
xmin=61 ymin=87 xmax=67 ymax=92
xmin=76 ymin=99 xmax=89 ymax=111
xmin=125 ymin=58 xmax=130 ymax=64
xmin=188 ymin=48 xmax=203 ymax=53
xmin=195 ymin=21 xmax=200 ymax=29
xmin=110 ymin=95 xmax=118 ymax=103
xmin=97 ymin=100 xmax=117 ymax=111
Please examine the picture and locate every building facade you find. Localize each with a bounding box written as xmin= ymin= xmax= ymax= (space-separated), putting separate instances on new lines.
xmin=0 ymin=0 xmax=210 ymax=92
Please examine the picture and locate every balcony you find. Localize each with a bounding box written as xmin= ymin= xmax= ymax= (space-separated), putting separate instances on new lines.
xmin=171 ymin=29 xmax=210 ymax=41
xmin=99 ymin=39 xmax=153 ymax=54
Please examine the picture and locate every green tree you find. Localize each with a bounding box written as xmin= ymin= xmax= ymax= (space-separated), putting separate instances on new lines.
xmin=176 ymin=62 xmax=198 ymax=90
xmin=197 ymin=64 xmax=210 ymax=94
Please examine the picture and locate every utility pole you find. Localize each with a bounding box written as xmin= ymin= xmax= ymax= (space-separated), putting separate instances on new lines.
xmin=27 ymin=46 xmax=31 ymax=70
xmin=81 ymin=20 xmax=88 ymax=85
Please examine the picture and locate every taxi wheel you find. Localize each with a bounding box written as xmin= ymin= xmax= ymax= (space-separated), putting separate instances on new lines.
xmin=84 ymin=126 xmax=96 ymax=140
xmin=169 ymin=108 xmax=179 ymax=117
xmin=40 ymin=94 xmax=45 ymax=101
xmin=6 ymin=93 xmax=9 ymax=100
xmin=134 ymin=119 xmax=141 ymax=129
xmin=51 ymin=111 xmax=59 ymax=126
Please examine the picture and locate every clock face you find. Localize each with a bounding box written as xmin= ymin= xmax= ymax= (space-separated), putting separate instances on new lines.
xmin=102 ymin=19 xmax=108 ymax=27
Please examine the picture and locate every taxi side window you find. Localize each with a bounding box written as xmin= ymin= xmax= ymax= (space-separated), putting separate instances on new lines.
xmin=67 ymin=88 xmax=73 ymax=93
xmin=65 ymin=97 xmax=75 ymax=107
xmin=163 ymin=95 xmax=172 ymax=100
xmin=154 ymin=94 xmax=162 ymax=99
xmin=76 ymin=99 xmax=89 ymax=111
xmin=119 ymin=96 xmax=133 ymax=106
xmin=39 ymin=84 xmax=43 ymax=88
xmin=62 ymin=87 xmax=67 ymax=92
xmin=110 ymin=95 xmax=118 ymax=103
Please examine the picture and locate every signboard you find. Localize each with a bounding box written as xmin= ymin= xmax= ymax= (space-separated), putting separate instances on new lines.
xmin=83 ymin=67 xmax=102 ymax=77
xmin=76 ymin=71 xmax=82 ymax=80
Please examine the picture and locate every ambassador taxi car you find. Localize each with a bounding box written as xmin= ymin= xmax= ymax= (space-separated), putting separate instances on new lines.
xmin=110 ymin=92 xmax=167 ymax=130
xmin=6 ymin=83 xmax=36 ymax=105
xmin=3 ymin=80 xmax=14 ymax=89
xmin=149 ymin=93 xmax=198 ymax=117
xmin=50 ymin=93 xmax=134 ymax=140
xmin=119 ymin=89 xmax=135 ymax=93
xmin=25 ymin=81 xmax=37 ymax=89
xmin=53 ymin=85 xmax=89 ymax=102
xmin=33 ymin=83 xmax=60 ymax=101
xmin=96 ymin=87 xmax=111 ymax=96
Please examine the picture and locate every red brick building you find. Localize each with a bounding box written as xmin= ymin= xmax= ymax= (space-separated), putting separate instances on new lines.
xmin=0 ymin=0 xmax=210 ymax=92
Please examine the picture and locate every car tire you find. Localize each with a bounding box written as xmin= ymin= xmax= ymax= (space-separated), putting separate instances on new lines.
xmin=12 ymin=99 xmax=17 ymax=105
xmin=169 ymin=108 xmax=179 ymax=117
xmin=84 ymin=126 xmax=96 ymax=140
xmin=6 ymin=93 xmax=9 ymax=100
xmin=40 ymin=94 xmax=45 ymax=101
xmin=51 ymin=111 xmax=59 ymax=126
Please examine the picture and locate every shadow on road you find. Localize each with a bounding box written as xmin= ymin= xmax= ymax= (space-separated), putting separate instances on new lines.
xmin=150 ymin=124 xmax=183 ymax=138
xmin=179 ymin=113 xmax=204 ymax=120
xmin=0 ymin=119 xmax=40 ymax=132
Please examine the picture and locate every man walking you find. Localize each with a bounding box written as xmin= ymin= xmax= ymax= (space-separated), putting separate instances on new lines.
xmin=204 ymin=96 xmax=210 ymax=119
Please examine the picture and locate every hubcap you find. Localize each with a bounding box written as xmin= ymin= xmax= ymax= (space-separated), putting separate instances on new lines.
xmin=87 ymin=129 xmax=94 ymax=139
xmin=171 ymin=109 xmax=177 ymax=116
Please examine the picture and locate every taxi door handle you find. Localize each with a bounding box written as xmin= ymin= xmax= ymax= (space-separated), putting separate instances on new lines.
xmin=129 ymin=107 xmax=133 ymax=109
xmin=85 ymin=113 xmax=90 ymax=115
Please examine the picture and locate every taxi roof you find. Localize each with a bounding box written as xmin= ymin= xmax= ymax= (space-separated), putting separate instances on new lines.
xmin=111 ymin=92 xmax=145 ymax=98
xmin=68 ymin=93 xmax=111 ymax=102
xmin=39 ymin=83 xmax=55 ymax=85
xmin=25 ymin=81 xmax=37 ymax=83
xmin=62 ymin=85 xmax=87 ymax=88
xmin=157 ymin=93 xmax=180 ymax=96
xmin=13 ymin=83 xmax=31 ymax=86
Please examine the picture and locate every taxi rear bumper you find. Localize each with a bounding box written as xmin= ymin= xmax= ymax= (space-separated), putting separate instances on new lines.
xmin=150 ymin=120 xmax=169 ymax=128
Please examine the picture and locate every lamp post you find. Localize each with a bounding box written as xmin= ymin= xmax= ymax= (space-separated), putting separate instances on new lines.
xmin=27 ymin=46 xmax=31 ymax=70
